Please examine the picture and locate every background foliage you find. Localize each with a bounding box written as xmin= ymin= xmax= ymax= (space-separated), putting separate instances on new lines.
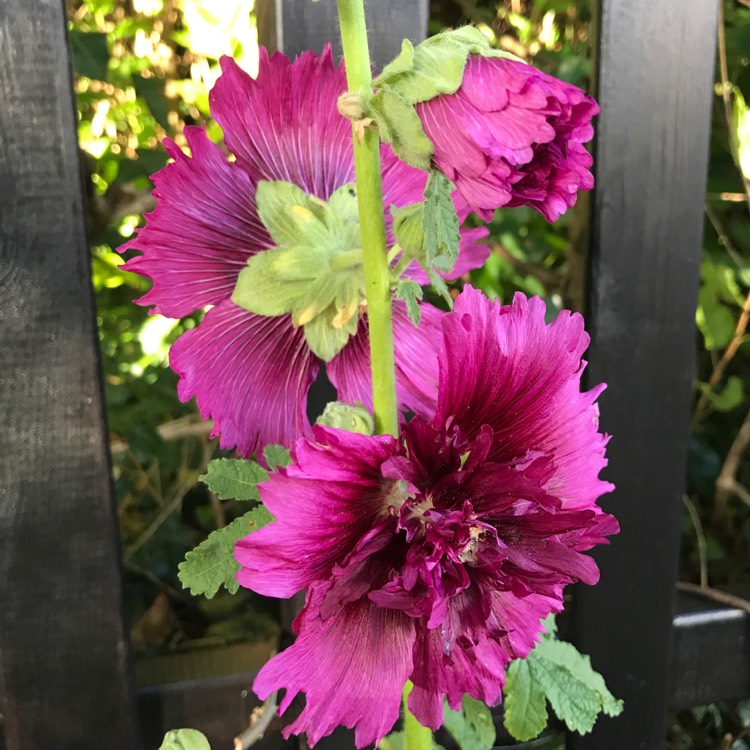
xmin=68 ymin=0 xmax=750 ymax=746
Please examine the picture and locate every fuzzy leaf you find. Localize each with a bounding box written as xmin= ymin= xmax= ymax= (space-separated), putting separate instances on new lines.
xmin=527 ymin=639 xmax=623 ymax=735
xmin=396 ymin=280 xmax=424 ymax=326
xmin=158 ymin=729 xmax=211 ymax=750
xmin=264 ymin=444 xmax=292 ymax=470
xmin=504 ymin=659 xmax=548 ymax=742
xmin=200 ymin=458 xmax=268 ymax=501
xmin=178 ymin=506 xmax=273 ymax=597
xmin=423 ymin=173 xmax=460 ymax=272
xmin=369 ymin=89 xmax=433 ymax=170
xmin=443 ymin=695 xmax=496 ymax=750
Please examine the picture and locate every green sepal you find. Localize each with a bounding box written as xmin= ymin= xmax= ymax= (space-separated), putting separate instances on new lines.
xmin=396 ymin=280 xmax=423 ymax=326
xmin=443 ymin=695 xmax=496 ymax=750
xmin=375 ymin=28 xmax=493 ymax=104
xmin=178 ymin=506 xmax=273 ymax=598
xmin=200 ymin=457 xmax=268 ymax=501
xmin=264 ymin=444 xmax=292 ymax=470
xmin=378 ymin=731 xmax=444 ymax=750
xmin=232 ymin=180 xmax=365 ymax=362
xmin=369 ymin=89 xmax=433 ymax=170
xmin=317 ymin=401 xmax=375 ymax=435
xmin=158 ymin=729 xmax=211 ymax=750
xmin=392 ymin=203 xmax=425 ymax=258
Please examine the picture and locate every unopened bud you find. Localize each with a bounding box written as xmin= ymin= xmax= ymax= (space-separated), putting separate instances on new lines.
xmin=337 ymin=92 xmax=366 ymax=120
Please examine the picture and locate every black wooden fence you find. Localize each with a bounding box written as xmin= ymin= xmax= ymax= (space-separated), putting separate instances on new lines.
xmin=0 ymin=1 xmax=741 ymax=749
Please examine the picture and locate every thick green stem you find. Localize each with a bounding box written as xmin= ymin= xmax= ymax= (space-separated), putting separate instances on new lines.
xmin=336 ymin=0 xmax=398 ymax=438
xmin=403 ymin=682 xmax=434 ymax=750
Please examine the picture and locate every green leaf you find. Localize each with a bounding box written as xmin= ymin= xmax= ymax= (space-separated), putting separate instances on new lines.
xmin=733 ymin=87 xmax=750 ymax=180
xmin=696 ymin=285 xmax=735 ymax=350
xmin=178 ymin=506 xmax=273 ymax=597
xmin=69 ymin=30 xmax=109 ymax=81
xmin=697 ymin=376 xmax=745 ymax=412
xmin=527 ymin=639 xmax=623 ymax=735
xmin=200 ymin=458 xmax=268 ymax=501
xmin=443 ymin=695 xmax=496 ymax=750
xmin=396 ymin=280 xmax=424 ymax=326
xmin=264 ymin=444 xmax=292 ymax=470
xmin=158 ymin=729 xmax=211 ymax=750
xmin=317 ymin=401 xmax=374 ymax=435
xmin=369 ymin=89 xmax=434 ymax=170
xmin=423 ymin=173 xmax=460 ymax=273
xmin=132 ymin=73 xmax=171 ymax=131
xmin=503 ymin=659 xmax=548 ymax=742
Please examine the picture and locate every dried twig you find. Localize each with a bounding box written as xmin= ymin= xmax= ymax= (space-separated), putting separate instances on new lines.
xmin=491 ymin=242 xmax=560 ymax=291
xmin=682 ymin=495 xmax=708 ymax=588
xmin=713 ymin=406 xmax=750 ymax=525
xmin=234 ymin=692 xmax=278 ymax=750
xmin=110 ymin=415 xmax=214 ymax=455
xmin=677 ymin=581 xmax=750 ymax=615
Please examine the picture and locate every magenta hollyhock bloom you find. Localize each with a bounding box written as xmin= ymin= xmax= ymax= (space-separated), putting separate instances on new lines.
xmin=235 ymin=287 xmax=617 ymax=747
xmin=417 ymin=55 xmax=599 ymax=222
xmin=120 ymin=48 xmax=489 ymax=458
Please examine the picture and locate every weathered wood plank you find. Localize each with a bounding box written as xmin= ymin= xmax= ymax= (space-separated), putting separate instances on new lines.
xmin=570 ymin=1 xmax=719 ymax=748
xmin=256 ymin=0 xmax=429 ymax=69
xmin=0 ymin=2 xmax=141 ymax=748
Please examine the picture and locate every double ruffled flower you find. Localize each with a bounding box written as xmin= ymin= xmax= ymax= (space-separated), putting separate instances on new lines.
xmin=417 ymin=54 xmax=598 ymax=222
xmin=235 ymin=288 xmax=617 ymax=747
xmin=121 ymin=48 xmax=489 ymax=457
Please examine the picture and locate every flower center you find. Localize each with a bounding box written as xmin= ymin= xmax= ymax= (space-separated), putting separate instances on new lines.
xmin=231 ymin=180 xmax=367 ymax=361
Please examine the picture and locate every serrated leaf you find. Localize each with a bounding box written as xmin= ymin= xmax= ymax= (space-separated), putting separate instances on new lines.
xmin=528 ymin=639 xmax=623 ymax=735
xmin=264 ymin=444 xmax=292 ymax=470
xmin=396 ymin=281 xmax=424 ymax=325
xmin=178 ymin=507 xmax=273 ymax=597
xmin=158 ymin=729 xmax=211 ymax=750
xmin=424 ymin=173 xmax=460 ymax=273
xmin=427 ymin=267 xmax=453 ymax=307
xmin=504 ymin=659 xmax=548 ymax=742
xmin=200 ymin=458 xmax=268 ymax=501
xmin=443 ymin=695 xmax=495 ymax=750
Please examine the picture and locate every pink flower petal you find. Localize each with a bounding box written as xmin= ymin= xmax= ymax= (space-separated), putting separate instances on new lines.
xmin=121 ymin=126 xmax=272 ymax=317
xmin=254 ymin=588 xmax=415 ymax=748
xmin=328 ymin=301 xmax=443 ymax=418
xmin=170 ymin=300 xmax=318 ymax=457
xmin=209 ymin=50 xmax=353 ymax=197
xmin=235 ymin=426 xmax=399 ymax=597
xmin=436 ymin=287 xmax=613 ymax=509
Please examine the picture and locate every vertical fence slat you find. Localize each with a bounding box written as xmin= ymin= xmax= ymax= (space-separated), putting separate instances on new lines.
xmin=0 ymin=2 xmax=141 ymax=748
xmin=256 ymin=0 xmax=429 ymax=69
xmin=571 ymin=1 xmax=718 ymax=748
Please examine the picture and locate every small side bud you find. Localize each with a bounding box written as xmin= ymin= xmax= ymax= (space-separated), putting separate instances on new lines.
xmin=337 ymin=92 xmax=366 ymax=120
xmin=317 ymin=401 xmax=374 ymax=436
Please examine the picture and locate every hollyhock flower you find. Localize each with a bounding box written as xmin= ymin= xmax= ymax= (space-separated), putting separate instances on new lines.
xmin=416 ymin=54 xmax=598 ymax=222
xmin=235 ymin=287 xmax=617 ymax=747
xmin=120 ymin=48 xmax=489 ymax=457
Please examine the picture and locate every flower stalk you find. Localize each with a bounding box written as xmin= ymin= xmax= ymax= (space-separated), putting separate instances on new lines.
xmin=336 ymin=0 xmax=398 ymax=438
xmin=403 ymin=682 xmax=434 ymax=750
